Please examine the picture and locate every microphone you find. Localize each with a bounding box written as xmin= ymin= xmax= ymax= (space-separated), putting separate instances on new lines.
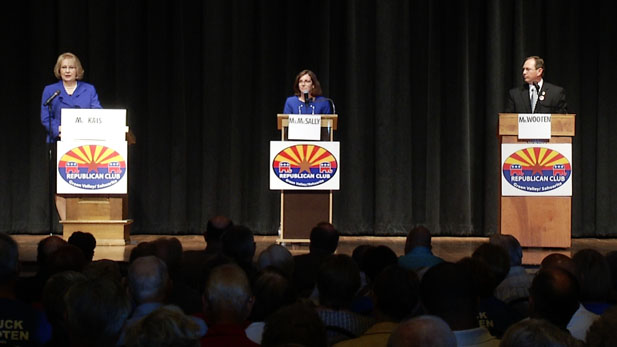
xmin=302 ymin=90 xmax=310 ymax=107
xmin=44 ymin=90 xmax=61 ymax=106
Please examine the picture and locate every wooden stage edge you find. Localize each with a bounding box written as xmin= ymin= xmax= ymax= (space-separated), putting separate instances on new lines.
xmin=11 ymin=234 xmax=617 ymax=266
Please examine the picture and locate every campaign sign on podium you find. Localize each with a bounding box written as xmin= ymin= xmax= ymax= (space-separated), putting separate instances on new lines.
xmin=57 ymin=109 xmax=128 ymax=194
xmin=270 ymin=141 xmax=340 ymax=190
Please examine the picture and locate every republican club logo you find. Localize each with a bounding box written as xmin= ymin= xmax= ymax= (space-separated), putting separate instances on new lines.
xmin=503 ymin=147 xmax=571 ymax=193
xmin=58 ymin=145 xmax=126 ymax=190
xmin=272 ymin=144 xmax=337 ymax=187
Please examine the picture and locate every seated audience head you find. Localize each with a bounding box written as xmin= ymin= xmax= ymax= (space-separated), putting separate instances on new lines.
xmin=124 ymin=305 xmax=202 ymax=347
xmin=471 ymin=242 xmax=511 ymax=289
xmin=404 ymin=226 xmax=432 ymax=254
xmin=500 ymin=318 xmax=582 ymax=347
xmin=37 ymin=235 xmax=67 ymax=273
xmin=309 ymin=222 xmax=339 ymax=255
xmin=152 ymin=237 xmax=184 ymax=275
xmin=420 ymin=262 xmax=476 ymax=330
xmin=362 ymin=245 xmax=398 ymax=284
xmin=261 ymin=302 xmax=327 ymax=347
xmin=83 ymin=259 xmax=123 ymax=283
xmin=42 ymin=271 xmax=87 ymax=335
xmin=221 ymin=225 xmax=256 ymax=267
xmin=457 ymin=257 xmax=498 ymax=299
xmin=540 ymin=253 xmax=578 ymax=277
xmin=202 ymin=263 xmax=253 ymax=325
xmin=47 ymin=244 xmax=88 ymax=275
xmin=572 ymin=248 xmax=612 ymax=303
xmin=64 ymin=277 xmax=131 ymax=347
xmin=257 ymin=244 xmax=294 ymax=279
xmin=317 ymin=254 xmax=361 ymax=310
xmin=129 ymin=241 xmax=157 ymax=263
xmin=0 ymin=233 xmax=19 ymax=285
xmin=204 ymin=215 xmax=233 ymax=245
xmin=529 ymin=267 xmax=580 ymax=330
xmin=68 ymin=231 xmax=96 ymax=262
xmin=387 ymin=315 xmax=456 ymax=347
xmin=586 ymin=305 xmax=617 ymax=346
xmin=489 ymin=234 xmax=523 ymax=266
xmin=249 ymin=267 xmax=296 ymax=322
xmin=128 ymin=255 xmax=170 ymax=304
xmin=373 ymin=265 xmax=420 ymax=322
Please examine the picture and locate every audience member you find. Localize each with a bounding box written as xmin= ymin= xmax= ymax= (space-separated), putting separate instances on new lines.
xmin=67 ymin=231 xmax=96 ymax=262
xmin=64 ymin=277 xmax=131 ymax=347
xmin=256 ymin=244 xmax=294 ymax=279
xmin=585 ymin=305 xmax=617 ymax=347
xmin=261 ymin=301 xmax=327 ymax=347
xmin=387 ymin=315 xmax=456 ymax=347
xmin=121 ymin=255 xmax=207 ymax=344
xmin=528 ymin=267 xmax=580 ymax=331
xmin=16 ymin=235 xmax=67 ymax=303
xmin=420 ymin=262 xmax=500 ymax=346
xmin=83 ymin=258 xmax=124 ymax=283
xmin=458 ymin=256 xmax=522 ymax=338
xmin=398 ymin=226 xmax=444 ymax=273
xmin=540 ymin=253 xmax=600 ymax=341
xmin=293 ymin=222 xmax=339 ymax=298
xmin=315 ymin=254 xmax=374 ymax=345
xmin=246 ymin=267 xmax=297 ymax=344
xmin=489 ymin=234 xmax=533 ymax=315
xmin=42 ymin=271 xmax=87 ymax=347
xmin=352 ymin=245 xmax=398 ymax=315
xmin=572 ymin=248 xmax=613 ymax=314
xmin=124 ymin=305 xmax=203 ymax=347
xmin=46 ymin=244 xmax=88 ymax=275
xmin=335 ymin=264 xmax=420 ymax=346
xmin=221 ymin=225 xmax=258 ymax=281
xmin=605 ymin=250 xmax=617 ymax=295
xmin=0 ymin=233 xmax=52 ymax=346
xmin=500 ymin=318 xmax=583 ymax=347
xmin=201 ymin=263 xmax=258 ymax=346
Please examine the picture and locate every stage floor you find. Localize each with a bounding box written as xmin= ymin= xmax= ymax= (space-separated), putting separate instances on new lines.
xmin=12 ymin=234 xmax=617 ymax=266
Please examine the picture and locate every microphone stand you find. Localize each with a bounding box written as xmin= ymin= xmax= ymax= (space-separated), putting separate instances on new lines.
xmin=47 ymin=103 xmax=54 ymax=235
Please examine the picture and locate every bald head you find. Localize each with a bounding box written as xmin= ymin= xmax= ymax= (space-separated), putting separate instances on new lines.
xmin=405 ymin=226 xmax=432 ymax=254
xmin=388 ymin=315 xmax=456 ymax=347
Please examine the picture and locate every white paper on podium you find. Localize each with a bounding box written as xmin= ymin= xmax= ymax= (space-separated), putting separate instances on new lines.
xmin=61 ymin=109 xmax=127 ymax=142
xmin=287 ymin=114 xmax=321 ymax=140
xmin=518 ymin=113 xmax=551 ymax=139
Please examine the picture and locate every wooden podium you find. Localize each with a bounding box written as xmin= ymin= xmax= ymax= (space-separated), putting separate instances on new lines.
xmin=56 ymin=109 xmax=133 ymax=245
xmin=498 ymin=113 xmax=575 ymax=248
xmin=276 ymin=114 xmax=338 ymax=242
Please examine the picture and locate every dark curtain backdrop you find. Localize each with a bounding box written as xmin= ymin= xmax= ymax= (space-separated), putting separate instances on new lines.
xmin=2 ymin=0 xmax=616 ymax=237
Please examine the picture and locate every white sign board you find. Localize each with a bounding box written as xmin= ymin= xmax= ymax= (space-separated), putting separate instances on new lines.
xmin=56 ymin=141 xmax=128 ymax=194
xmin=270 ymin=141 xmax=340 ymax=190
xmin=61 ymin=108 xmax=128 ymax=142
xmin=287 ymin=114 xmax=321 ymax=140
xmin=501 ymin=143 xmax=572 ymax=196
xmin=518 ymin=113 xmax=551 ymax=139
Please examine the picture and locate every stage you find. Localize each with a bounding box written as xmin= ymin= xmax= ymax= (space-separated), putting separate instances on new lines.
xmin=12 ymin=234 xmax=617 ymax=268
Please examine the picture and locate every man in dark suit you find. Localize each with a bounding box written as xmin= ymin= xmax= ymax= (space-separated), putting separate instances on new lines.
xmin=505 ymin=56 xmax=567 ymax=114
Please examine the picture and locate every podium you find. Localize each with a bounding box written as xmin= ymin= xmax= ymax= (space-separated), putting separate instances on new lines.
xmin=498 ymin=113 xmax=575 ymax=248
xmin=56 ymin=109 xmax=133 ymax=245
xmin=276 ymin=114 xmax=338 ymax=242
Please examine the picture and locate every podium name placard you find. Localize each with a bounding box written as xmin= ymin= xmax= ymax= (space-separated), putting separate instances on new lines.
xmin=57 ymin=109 xmax=128 ymax=194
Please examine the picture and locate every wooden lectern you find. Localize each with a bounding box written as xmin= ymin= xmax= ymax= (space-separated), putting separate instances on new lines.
xmin=56 ymin=109 xmax=134 ymax=245
xmin=276 ymin=114 xmax=338 ymax=242
xmin=498 ymin=113 xmax=575 ymax=248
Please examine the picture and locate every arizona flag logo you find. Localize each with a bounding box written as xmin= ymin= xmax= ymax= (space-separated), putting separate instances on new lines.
xmin=58 ymin=145 xmax=127 ymax=190
xmin=272 ymin=144 xmax=338 ymax=187
xmin=503 ymin=147 xmax=571 ymax=193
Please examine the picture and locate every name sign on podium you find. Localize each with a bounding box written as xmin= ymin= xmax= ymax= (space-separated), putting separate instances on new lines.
xmin=518 ymin=113 xmax=551 ymax=139
xmin=287 ymin=114 xmax=322 ymax=140
xmin=57 ymin=109 xmax=129 ymax=194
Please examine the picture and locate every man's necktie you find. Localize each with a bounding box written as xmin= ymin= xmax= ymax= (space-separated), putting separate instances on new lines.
xmin=530 ymin=85 xmax=538 ymax=113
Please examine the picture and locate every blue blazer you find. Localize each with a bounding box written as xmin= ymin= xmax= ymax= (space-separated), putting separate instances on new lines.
xmin=283 ymin=95 xmax=333 ymax=114
xmin=41 ymin=80 xmax=102 ymax=142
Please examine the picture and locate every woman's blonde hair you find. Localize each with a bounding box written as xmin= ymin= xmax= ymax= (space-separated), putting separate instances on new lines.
xmin=53 ymin=52 xmax=85 ymax=80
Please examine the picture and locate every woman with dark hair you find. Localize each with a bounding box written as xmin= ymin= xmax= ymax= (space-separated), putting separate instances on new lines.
xmin=41 ymin=52 xmax=102 ymax=143
xmin=283 ymin=69 xmax=333 ymax=114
